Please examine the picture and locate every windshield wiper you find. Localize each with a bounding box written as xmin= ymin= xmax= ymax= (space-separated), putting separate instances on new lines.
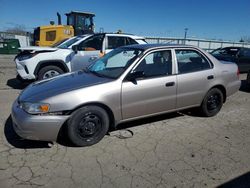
xmin=82 ymin=67 xmax=90 ymax=73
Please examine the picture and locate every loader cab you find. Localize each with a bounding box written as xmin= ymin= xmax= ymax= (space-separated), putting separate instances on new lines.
xmin=66 ymin=11 xmax=95 ymax=36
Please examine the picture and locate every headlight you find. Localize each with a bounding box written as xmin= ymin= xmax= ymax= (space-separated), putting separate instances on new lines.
xmin=18 ymin=53 xmax=37 ymax=61
xmin=20 ymin=102 xmax=50 ymax=114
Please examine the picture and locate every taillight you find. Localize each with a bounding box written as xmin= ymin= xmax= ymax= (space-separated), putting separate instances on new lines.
xmin=237 ymin=68 xmax=240 ymax=79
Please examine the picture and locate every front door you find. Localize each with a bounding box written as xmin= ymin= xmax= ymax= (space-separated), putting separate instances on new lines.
xmin=71 ymin=34 xmax=104 ymax=71
xmin=122 ymin=50 xmax=177 ymax=120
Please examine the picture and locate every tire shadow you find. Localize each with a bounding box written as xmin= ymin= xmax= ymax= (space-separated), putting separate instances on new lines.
xmin=217 ymin=171 xmax=250 ymax=188
xmin=4 ymin=116 xmax=52 ymax=149
xmin=57 ymin=112 xmax=184 ymax=147
xmin=115 ymin=112 xmax=183 ymax=131
xmin=6 ymin=78 xmax=31 ymax=90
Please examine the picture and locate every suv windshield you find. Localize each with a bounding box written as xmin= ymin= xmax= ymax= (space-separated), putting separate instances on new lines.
xmin=88 ymin=48 xmax=143 ymax=79
xmin=56 ymin=36 xmax=85 ymax=49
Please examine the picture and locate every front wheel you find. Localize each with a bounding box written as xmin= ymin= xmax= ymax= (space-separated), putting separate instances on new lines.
xmin=67 ymin=106 xmax=110 ymax=147
xmin=200 ymin=88 xmax=223 ymax=117
xmin=37 ymin=65 xmax=64 ymax=80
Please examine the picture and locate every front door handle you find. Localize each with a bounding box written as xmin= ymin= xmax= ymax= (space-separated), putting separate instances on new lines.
xmin=165 ymin=82 xmax=175 ymax=87
xmin=207 ymin=75 xmax=214 ymax=80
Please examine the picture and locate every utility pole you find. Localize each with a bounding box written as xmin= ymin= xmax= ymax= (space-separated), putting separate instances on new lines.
xmin=184 ymin=28 xmax=188 ymax=44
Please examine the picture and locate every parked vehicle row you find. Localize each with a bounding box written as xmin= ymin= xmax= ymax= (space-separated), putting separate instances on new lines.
xmin=211 ymin=47 xmax=250 ymax=73
xmin=15 ymin=33 xmax=146 ymax=81
xmin=12 ymin=44 xmax=241 ymax=146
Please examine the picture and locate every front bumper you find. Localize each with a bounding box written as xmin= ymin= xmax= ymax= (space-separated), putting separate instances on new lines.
xmin=11 ymin=100 xmax=70 ymax=141
xmin=15 ymin=58 xmax=36 ymax=80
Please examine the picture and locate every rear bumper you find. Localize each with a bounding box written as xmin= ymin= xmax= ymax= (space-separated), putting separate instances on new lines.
xmin=227 ymin=80 xmax=241 ymax=97
xmin=11 ymin=100 xmax=70 ymax=141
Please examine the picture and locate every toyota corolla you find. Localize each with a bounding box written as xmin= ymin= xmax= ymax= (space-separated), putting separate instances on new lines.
xmin=11 ymin=44 xmax=241 ymax=146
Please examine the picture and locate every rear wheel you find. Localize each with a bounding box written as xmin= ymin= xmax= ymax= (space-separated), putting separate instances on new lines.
xmin=200 ymin=88 xmax=223 ymax=117
xmin=67 ymin=106 xmax=109 ymax=147
xmin=37 ymin=65 xmax=64 ymax=80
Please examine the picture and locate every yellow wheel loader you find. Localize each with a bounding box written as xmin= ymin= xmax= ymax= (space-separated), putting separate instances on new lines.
xmin=34 ymin=11 xmax=95 ymax=46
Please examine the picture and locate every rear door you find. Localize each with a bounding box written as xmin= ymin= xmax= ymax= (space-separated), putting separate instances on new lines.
xmin=175 ymin=48 xmax=214 ymax=108
xmin=121 ymin=49 xmax=177 ymax=120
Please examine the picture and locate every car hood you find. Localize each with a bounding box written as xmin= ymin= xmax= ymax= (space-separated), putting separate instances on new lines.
xmin=19 ymin=46 xmax=58 ymax=52
xmin=19 ymin=71 xmax=112 ymax=102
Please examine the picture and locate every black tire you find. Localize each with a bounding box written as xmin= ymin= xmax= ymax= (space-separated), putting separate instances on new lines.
xmin=67 ymin=106 xmax=110 ymax=147
xmin=37 ymin=65 xmax=64 ymax=80
xmin=200 ymin=88 xmax=223 ymax=117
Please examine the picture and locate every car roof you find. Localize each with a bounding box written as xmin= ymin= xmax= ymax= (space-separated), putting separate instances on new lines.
xmin=84 ymin=33 xmax=145 ymax=40
xmin=122 ymin=43 xmax=196 ymax=50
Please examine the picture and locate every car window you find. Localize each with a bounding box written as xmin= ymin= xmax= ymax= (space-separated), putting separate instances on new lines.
xmin=56 ymin=36 xmax=84 ymax=49
xmin=88 ymin=48 xmax=143 ymax=79
xmin=176 ymin=49 xmax=211 ymax=74
xmin=134 ymin=50 xmax=172 ymax=78
xmin=211 ymin=48 xmax=226 ymax=55
xmin=212 ymin=48 xmax=239 ymax=56
xmin=78 ymin=35 xmax=104 ymax=51
xmin=107 ymin=36 xmax=127 ymax=49
xmin=125 ymin=37 xmax=137 ymax=45
xmin=239 ymin=48 xmax=250 ymax=58
xmin=227 ymin=48 xmax=240 ymax=56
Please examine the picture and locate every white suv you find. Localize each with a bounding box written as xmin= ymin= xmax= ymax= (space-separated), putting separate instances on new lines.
xmin=15 ymin=33 xmax=146 ymax=81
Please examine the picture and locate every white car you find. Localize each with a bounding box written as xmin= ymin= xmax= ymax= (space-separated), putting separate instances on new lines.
xmin=15 ymin=33 xmax=146 ymax=81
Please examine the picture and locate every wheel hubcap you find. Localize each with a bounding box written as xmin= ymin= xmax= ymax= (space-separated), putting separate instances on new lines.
xmin=207 ymin=94 xmax=221 ymax=111
xmin=77 ymin=114 xmax=101 ymax=138
xmin=43 ymin=70 xmax=60 ymax=79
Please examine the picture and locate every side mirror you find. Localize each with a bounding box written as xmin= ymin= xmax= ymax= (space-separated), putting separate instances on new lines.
xmin=72 ymin=45 xmax=78 ymax=54
xmin=126 ymin=71 xmax=145 ymax=81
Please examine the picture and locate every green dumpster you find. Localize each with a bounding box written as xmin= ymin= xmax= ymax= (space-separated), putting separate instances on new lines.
xmin=0 ymin=39 xmax=20 ymax=54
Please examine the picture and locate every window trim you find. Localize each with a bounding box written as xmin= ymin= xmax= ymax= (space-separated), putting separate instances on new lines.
xmin=173 ymin=48 xmax=214 ymax=75
xmin=124 ymin=49 xmax=175 ymax=81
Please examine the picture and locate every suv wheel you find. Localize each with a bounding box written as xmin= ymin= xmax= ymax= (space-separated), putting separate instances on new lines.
xmin=37 ymin=65 xmax=64 ymax=80
xmin=67 ymin=106 xmax=110 ymax=147
xmin=200 ymin=88 xmax=223 ymax=117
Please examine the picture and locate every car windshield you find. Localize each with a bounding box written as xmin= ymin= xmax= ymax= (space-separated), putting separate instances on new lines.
xmin=51 ymin=38 xmax=69 ymax=48
xmin=211 ymin=48 xmax=240 ymax=56
xmin=88 ymin=48 xmax=143 ymax=79
xmin=56 ymin=36 xmax=85 ymax=49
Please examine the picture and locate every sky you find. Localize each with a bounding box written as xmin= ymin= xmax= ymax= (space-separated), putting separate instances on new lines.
xmin=0 ymin=0 xmax=250 ymax=41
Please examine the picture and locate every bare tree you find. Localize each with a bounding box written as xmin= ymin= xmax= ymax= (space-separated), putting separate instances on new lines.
xmin=240 ymin=36 xmax=250 ymax=43
xmin=5 ymin=24 xmax=27 ymax=35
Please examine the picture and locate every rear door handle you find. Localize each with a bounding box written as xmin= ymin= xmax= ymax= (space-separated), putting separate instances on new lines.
xmin=207 ymin=75 xmax=214 ymax=80
xmin=165 ymin=82 xmax=175 ymax=87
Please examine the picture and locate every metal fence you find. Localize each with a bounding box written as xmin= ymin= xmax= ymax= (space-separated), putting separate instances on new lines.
xmin=145 ymin=37 xmax=250 ymax=52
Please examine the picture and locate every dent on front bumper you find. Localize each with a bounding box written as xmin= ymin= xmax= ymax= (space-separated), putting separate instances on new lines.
xmin=15 ymin=59 xmax=36 ymax=80
xmin=11 ymin=100 xmax=70 ymax=141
